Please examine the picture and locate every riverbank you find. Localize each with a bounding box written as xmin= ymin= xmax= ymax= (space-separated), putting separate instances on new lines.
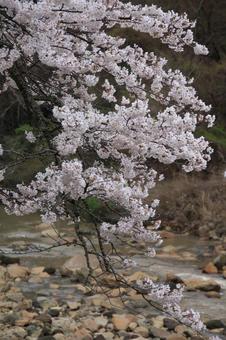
xmin=0 ymin=232 xmax=226 ymax=339
xmin=0 ymin=251 xmax=226 ymax=340
xmin=0 ymin=213 xmax=226 ymax=339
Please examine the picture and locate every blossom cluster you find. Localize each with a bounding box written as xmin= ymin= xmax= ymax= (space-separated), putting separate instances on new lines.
xmin=0 ymin=0 xmax=215 ymax=334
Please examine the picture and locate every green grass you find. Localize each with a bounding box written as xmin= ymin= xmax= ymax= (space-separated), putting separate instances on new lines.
xmin=198 ymin=125 xmax=226 ymax=149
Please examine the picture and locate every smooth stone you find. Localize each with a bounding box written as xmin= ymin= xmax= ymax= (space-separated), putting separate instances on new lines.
xmin=205 ymin=319 xmax=226 ymax=330
xmin=15 ymin=310 xmax=37 ymax=326
xmin=52 ymin=317 xmax=77 ymax=332
xmin=44 ymin=267 xmax=56 ymax=275
xmin=7 ymin=264 xmax=30 ymax=279
xmin=159 ymin=231 xmax=176 ymax=239
xmin=134 ymin=326 xmax=149 ymax=337
xmin=202 ymin=262 xmax=218 ymax=274
xmin=126 ymin=271 xmax=158 ymax=284
xmin=0 ymin=266 xmax=7 ymax=280
xmin=41 ymin=228 xmax=59 ymax=238
xmin=163 ymin=318 xmax=179 ymax=331
xmin=95 ymin=316 xmax=108 ymax=328
xmin=30 ymin=266 xmax=45 ymax=275
xmin=128 ymin=322 xmax=138 ymax=331
xmin=0 ymin=255 xmax=20 ymax=266
xmin=149 ymin=327 xmax=170 ymax=339
xmin=3 ymin=312 xmax=19 ymax=325
xmin=50 ymin=283 xmax=60 ymax=289
xmin=112 ymin=314 xmax=137 ymax=331
xmin=60 ymin=254 xmax=98 ymax=277
xmin=151 ymin=316 xmax=164 ymax=328
xmin=205 ymin=291 xmax=221 ymax=298
xmin=167 ymin=335 xmax=187 ymax=340
xmin=74 ymin=328 xmax=93 ymax=340
xmin=181 ymin=277 xmax=221 ymax=292
xmin=36 ymin=313 xmax=52 ymax=324
xmin=36 ymin=223 xmax=52 ymax=231
xmin=66 ymin=301 xmax=81 ymax=310
xmin=214 ymin=254 xmax=226 ymax=270
xmin=48 ymin=308 xmax=61 ymax=317
xmin=82 ymin=318 xmax=99 ymax=332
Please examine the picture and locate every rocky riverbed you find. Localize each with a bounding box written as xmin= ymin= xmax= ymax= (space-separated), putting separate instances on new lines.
xmin=0 ymin=212 xmax=226 ymax=339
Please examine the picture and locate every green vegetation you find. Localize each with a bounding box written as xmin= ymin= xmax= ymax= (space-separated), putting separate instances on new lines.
xmin=198 ymin=126 xmax=226 ymax=149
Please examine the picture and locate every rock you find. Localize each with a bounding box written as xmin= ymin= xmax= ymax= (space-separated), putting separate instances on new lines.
xmin=31 ymin=266 xmax=45 ymax=275
xmin=60 ymin=254 xmax=98 ymax=277
xmin=94 ymin=335 xmax=110 ymax=340
xmin=181 ymin=251 xmax=197 ymax=261
xmin=126 ymin=271 xmax=158 ymax=284
xmin=36 ymin=223 xmax=52 ymax=231
xmin=2 ymin=312 xmax=19 ymax=325
xmin=163 ymin=318 xmax=179 ymax=330
xmin=128 ymin=322 xmax=138 ymax=331
xmin=75 ymin=284 xmax=91 ymax=294
xmin=175 ymin=325 xmax=188 ymax=335
xmin=0 ymin=255 xmax=20 ymax=266
xmin=31 ymin=267 xmax=49 ymax=278
xmin=181 ymin=277 xmax=221 ymax=292
xmin=1 ymin=326 xmax=27 ymax=339
xmin=87 ymin=294 xmax=123 ymax=309
xmin=107 ymin=287 xmax=126 ymax=297
xmin=66 ymin=301 xmax=81 ymax=310
xmin=36 ymin=296 xmax=58 ymax=310
xmin=44 ymin=267 xmax=56 ymax=275
xmin=135 ymin=326 xmax=149 ymax=337
xmin=205 ymin=319 xmax=226 ymax=330
xmin=7 ymin=264 xmax=30 ymax=279
xmin=151 ymin=315 xmax=164 ymax=328
xmin=15 ymin=310 xmax=36 ymax=326
xmin=98 ymin=273 xmax=120 ymax=288
xmin=202 ymin=262 xmax=218 ymax=274
xmin=48 ymin=307 xmax=61 ymax=317
xmin=149 ymin=326 xmax=170 ymax=339
xmin=205 ymin=291 xmax=221 ymax=298
xmin=41 ymin=228 xmax=59 ymax=238
xmin=167 ymin=335 xmax=187 ymax=340
xmin=52 ymin=317 xmax=77 ymax=332
xmin=161 ymin=245 xmax=177 ymax=253
xmin=74 ymin=328 xmax=93 ymax=340
xmin=0 ymin=265 xmax=7 ymax=280
xmin=36 ymin=313 xmax=52 ymax=324
xmin=54 ymin=335 xmax=66 ymax=340
xmin=112 ymin=314 xmax=137 ymax=330
xmin=159 ymin=231 xmax=176 ymax=239
xmin=95 ymin=316 xmax=108 ymax=328
xmin=165 ymin=273 xmax=184 ymax=285
xmin=82 ymin=318 xmax=99 ymax=332
xmin=50 ymin=283 xmax=60 ymax=289
xmin=214 ymin=254 xmax=226 ymax=270
xmin=95 ymin=332 xmax=114 ymax=340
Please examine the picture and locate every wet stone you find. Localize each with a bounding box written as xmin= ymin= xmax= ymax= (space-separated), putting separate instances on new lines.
xmin=36 ymin=313 xmax=53 ymax=324
xmin=149 ymin=326 xmax=171 ymax=339
xmin=0 ymin=255 xmax=20 ymax=266
xmin=205 ymin=319 xmax=226 ymax=330
xmin=48 ymin=308 xmax=61 ymax=317
xmin=163 ymin=318 xmax=179 ymax=331
xmin=214 ymin=254 xmax=226 ymax=270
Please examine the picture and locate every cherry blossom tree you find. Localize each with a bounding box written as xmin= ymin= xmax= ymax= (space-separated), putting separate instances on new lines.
xmin=0 ymin=0 xmax=216 ymax=336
